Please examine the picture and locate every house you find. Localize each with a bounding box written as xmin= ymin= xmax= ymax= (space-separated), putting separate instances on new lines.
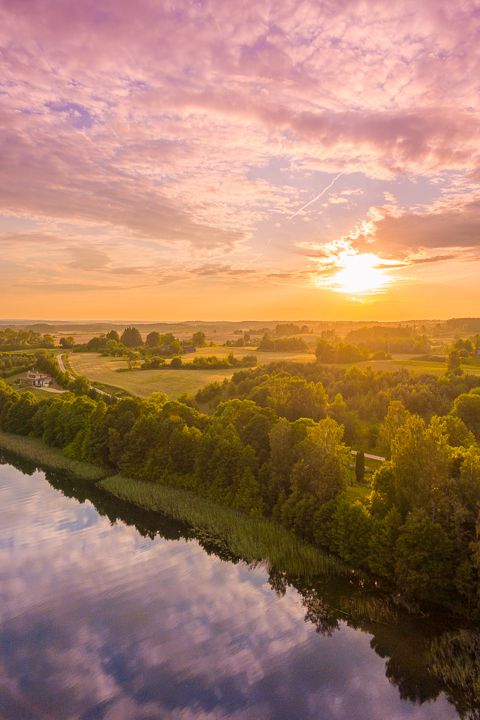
xmin=182 ymin=345 xmax=196 ymax=354
xmin=19 ymin=370 xmax=53 ymax=387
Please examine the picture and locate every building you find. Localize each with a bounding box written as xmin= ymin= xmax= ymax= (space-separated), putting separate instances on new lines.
xmin=19 ymin=371 xmax=53 ymax=387
xmin=182 ymin=345 xmax=196 ymax=354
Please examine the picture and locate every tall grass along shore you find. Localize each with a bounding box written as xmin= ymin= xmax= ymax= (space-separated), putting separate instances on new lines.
xmin=99 ymin=474 xmax=348 ymax=578
xmin=0 ymin=431 xmax=109 ymax=481
xmin=0 ymin=430 xmax=346 ymax=580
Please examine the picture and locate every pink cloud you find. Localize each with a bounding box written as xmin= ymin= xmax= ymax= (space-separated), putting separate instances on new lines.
xmin=1 ymin=0 xmax=480 ymax=311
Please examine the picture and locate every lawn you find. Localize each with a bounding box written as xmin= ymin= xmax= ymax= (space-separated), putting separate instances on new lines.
xmin=68 ymin=348 xmax=316 ymax=400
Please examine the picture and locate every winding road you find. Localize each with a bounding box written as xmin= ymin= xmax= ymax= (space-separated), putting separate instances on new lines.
xmin=57 ymin=354 xmax=111 ymax=396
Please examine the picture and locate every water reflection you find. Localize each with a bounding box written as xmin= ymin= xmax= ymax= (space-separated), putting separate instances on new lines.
xmin=0 ymin=455 xmax=471 ymax=719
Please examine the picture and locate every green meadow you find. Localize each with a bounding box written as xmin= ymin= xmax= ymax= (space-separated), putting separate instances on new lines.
xmin=68 ymin=347 xmax=316 ymax=399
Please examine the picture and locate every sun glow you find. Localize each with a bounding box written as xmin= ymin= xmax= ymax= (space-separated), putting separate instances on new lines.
xmin=311 ymin=241 xmax=397 ymax=296
xmin=333 ymin=253 xmax=389 ymax=294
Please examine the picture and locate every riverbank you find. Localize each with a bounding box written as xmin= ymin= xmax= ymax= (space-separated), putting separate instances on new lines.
xmin=0 ymin=431 xmax=347 ymax=579
xmin=0 ymin=432 xmax=110 ymax=481
xmin=100 ymin=474 xmax=348 ymax=577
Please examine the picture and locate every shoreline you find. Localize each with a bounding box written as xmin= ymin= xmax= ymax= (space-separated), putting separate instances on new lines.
xmin=0 ymin=430 xmax=347 ymax=580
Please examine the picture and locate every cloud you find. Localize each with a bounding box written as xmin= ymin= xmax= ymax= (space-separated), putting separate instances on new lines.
xmin=351 ymin=191 xmax=480 ymax=256
xmin=1 ymin=0 xmax=480 ymax=313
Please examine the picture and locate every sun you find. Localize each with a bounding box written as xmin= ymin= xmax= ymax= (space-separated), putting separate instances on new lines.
xmin=332 ymin=253 xmax=390 ymax=295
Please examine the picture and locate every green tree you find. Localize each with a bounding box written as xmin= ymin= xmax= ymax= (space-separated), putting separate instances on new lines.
xmin=290 ymin=418 xmax=350 ymax=506
xmin=368 ymin=507 xmax=403 ymax=579
xmin=315 ymin=338 xmax=336 ymax=363
xmin=390 ymin=414 xmax=452 ymax=516
xmin=106 ymin=330 xmax=120 ymax=342
xmin=170 ymin=340 xmax=183 ymax=355
xmin=355 ymin=450 xmax=365 ymax=483
xmin=120 ymin=327 xmax=143 ymax=347
xmin=330 ymin=497 xmax=373 ymax=567
xmin=395 ymin=510 xmax=453 ymax=597
xmin=192 ymin=331 xmax=207 ymax=347
xmin=146 ymin=331 xmax=161 ymax=348
xmin=447 ymin=348 xmax=463 ymax=376
xmin=59 ymin=336 xmax=75 ymax=348
xmin=451 ymin=392 xmax=480 ymax=440
xmin=170 ymin=356 xmax=182 ymax=368
xmin=378 ymin=400 xmax=408 ymax=457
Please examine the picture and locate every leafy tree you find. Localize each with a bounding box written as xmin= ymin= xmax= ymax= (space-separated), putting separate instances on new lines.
xmin=70 ymin=376 xmax=91 ymax=396
xmin=170 ymin=340 xmax=183 ymax=355
xmin=447 ymin=349 xmax=463 ymax=376
xmin=192 ymin=331 xmax=207 ymax=347
xmin=430 ymin=415 xmax=476 ymax=448
xmin=290 ymin=418 xmax=350 ymax=506
xmin=170 ymin=356 xmax=182 ymax=368
xmin=120 ymin=327 xmax=143 ymax=347
xmin=106 ymin=330 xmax=120 ymax=342
xmin=355 ymin=450 xmax=365 ymax=483
xmin=395 ymin=510 xmax=453 ymax=597
xmin=59 ymin=336 xmax=75 ymax=349
xmin=451 ymin=392 xmax=480 ymax=439
xmin=378 ymin=400 xmax=409 ymax=457
xmin=315 ymin=338 xmax=336 ymax=363
xmin=146 ymin=331 xmax=161 ymax=348
xmin=330 ymin=497 xmax=373 ymax=567
xmin=368 ymin=507 xmax=403 ymax=579
xmin=390 ymin=414 xmax=452 ymax=516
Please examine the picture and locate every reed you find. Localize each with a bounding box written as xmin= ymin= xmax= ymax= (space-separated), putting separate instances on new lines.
xmin=98 ymin=474 xmax=349 ymax=578
xmin=0 ymin=431 xmax=109 ymax=481
xmin=428 ymin=629 xmax=480 ymax=698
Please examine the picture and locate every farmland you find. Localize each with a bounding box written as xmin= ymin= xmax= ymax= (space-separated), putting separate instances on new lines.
xmin=68 ymin=347 xmax=316 ymax=399
xmin=67 ymin=346 xmax=480 ymax=400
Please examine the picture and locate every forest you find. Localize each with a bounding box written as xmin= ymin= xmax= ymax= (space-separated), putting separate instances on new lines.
xmin=1 ymin=351 xmax=480 ymax=618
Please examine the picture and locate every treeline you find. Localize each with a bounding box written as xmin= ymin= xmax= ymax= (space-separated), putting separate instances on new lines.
xmin=258 ymin=334 xmax=309 ymax=352
xmin=73 ymin=327 xmax=209 ymax=358
xmin=0 ymin=327 xmax=56 ymax=351
xmin=315 ymin=339 xmax=371 ymax=363
xmin=273 ymin=323 xmax=311 ymax=336
xmin=193 ymin=360 xmax=480 ymax=448
xmin=143 ymin=354 xmax=258 ymax=371
xmin=1 ymin=361 xmax=480 ymax=614
xmin=0 ymin=352 xmax=35 ymax=378
xmin=344 ymin=325 xmax=431 ymax=354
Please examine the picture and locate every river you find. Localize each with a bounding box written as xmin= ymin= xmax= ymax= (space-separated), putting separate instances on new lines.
xmin=0 ymin=456 xmax=471 ymax=720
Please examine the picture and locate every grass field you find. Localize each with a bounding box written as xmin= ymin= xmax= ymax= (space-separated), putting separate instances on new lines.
xmin=68 ymin=347 xmax=316 ymax=399
xmin=68 ymin=345 xmax=480 ymax=401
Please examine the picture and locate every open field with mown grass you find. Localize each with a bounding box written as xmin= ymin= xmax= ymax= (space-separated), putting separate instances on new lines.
xmin=68 ymin=348 xmax=316 ymax=399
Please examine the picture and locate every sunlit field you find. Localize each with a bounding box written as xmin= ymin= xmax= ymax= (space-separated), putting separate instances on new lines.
xmin=68 ymin=348 xmax=314 ymax=399
xmin=67 ymin=347 xmax=480 ymax=400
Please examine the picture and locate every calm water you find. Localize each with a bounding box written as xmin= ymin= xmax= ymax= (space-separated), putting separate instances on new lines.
xmin=0 ymin=459 xmax=464 ymax=720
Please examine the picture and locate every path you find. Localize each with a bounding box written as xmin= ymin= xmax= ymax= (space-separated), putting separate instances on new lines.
xmin=56 ymin=354 xmax=111 ymax=396
xmin=351 ymin=450 xmax=386 ymax=462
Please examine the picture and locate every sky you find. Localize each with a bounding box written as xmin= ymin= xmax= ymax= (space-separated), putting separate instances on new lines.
xmin=1 ymin=0 xmax=480 ymax=322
